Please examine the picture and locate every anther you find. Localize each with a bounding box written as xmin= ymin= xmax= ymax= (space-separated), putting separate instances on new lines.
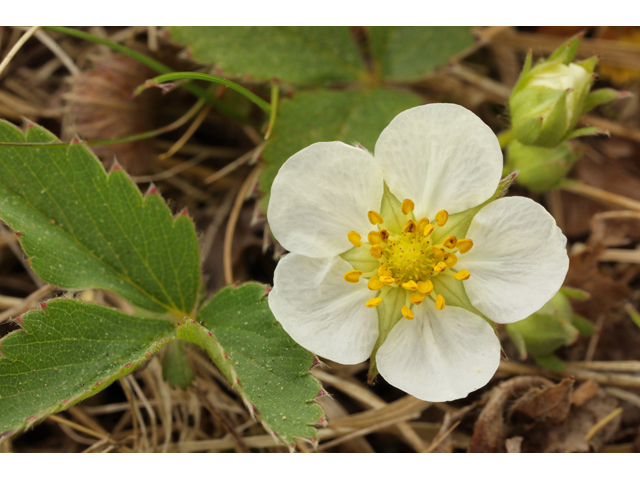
xmin=444 ymin=252 xmax=457 ymax=267
xmin=443 ymin=236 xmax=457 ymax=249
xmin=365 ymin=297 xmax=382 ymax=308
xmin=401 ymin=306 xmax=414 ymax=320
xmin=378 ymin=266 xmax=392 ymax=277
xmin=343 ymin=270 xmax=363 ymax=283
xmin=401 ymin=199 xmax=415 ymax=215
xmin=348 ymin=231 xmax=362 ymax=247
xmin=435 ymin=294 xmax=445 ymax=310
xmin=411 ymin=292 xmax=425 ymax=305
xmin=453 ymin=270 xmax=471 ymax=280
xmin=366 ymin=297 xmax=383 ymax=308
xmin=435 ymin=210 xmax=449 ymax=227
xmin=368 ymin=277 xmax=384 ymax=290
xmin=402 ymin=220 xmax=417 ymax=234
xmin=368 ymin=210 xmax=384 ymax=225
xmin=416 ymin=217 xmax=430 ymax=233
xmin=423 ymin=224 xmax=434 ymax=237
xmin=432 ymin=246 xmax=445 ymax=259
xmin=379 ymin=229 xmax=390 ymax=242
xmin=380 ymin=276 xmax=395 ymax=285
xmin=457 ymin=239 xmax=474 ymax=254
xmin=434 ymin=262 xmax=447 ymax=273
xmin=402 ymin=280 xmax=418 ymax=291
xmin=417 ymin=280 xmax=433 ymax=295
xmin=370 ymin=244 xmax=384 ymax=259
xmin=368 ymin=231 xmax=383 ymax=245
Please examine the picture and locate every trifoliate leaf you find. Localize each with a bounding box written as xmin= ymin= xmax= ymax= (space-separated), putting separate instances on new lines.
xmin=0 ymin=121 xmax=200 ymax=317
xmin=0 ymin=299 xmax=175 ymax=440
xmin=368 ymin=26 xmax=474 ymax=81
xmin=170 ymin=26 xmax=367 ymax=85
xmin=178 ymin=284 xmax=323 ymax=448
xmin=259 ymin=88 xmax=423 ymax=211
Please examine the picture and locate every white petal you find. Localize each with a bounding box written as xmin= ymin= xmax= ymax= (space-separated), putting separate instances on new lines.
xmin=376 ymin=303 xmax=500 ymax=402
xmin=374 ymin=104 xmax=503 ymax=219
xmin=268 ymin=142 xmax=384 ymax=258
xmin=269 ymin=253 xmax=379 ymax=364
xmin=457 ymin=196 xmax=569 ymax=324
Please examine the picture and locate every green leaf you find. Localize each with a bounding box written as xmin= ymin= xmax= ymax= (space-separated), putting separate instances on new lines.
xmin=259 ymin=88 xmax=423 ymax=211
xmin=178 ymin=284 xmax=324 ymax=448
xmin=0 ymin=121 xmax=200 ymax=317
xmin=368 ymin=27 xmax=475 ymax=81
xmin=170 ymin=27 xmax=367 ymax=85
xmin=0 ymin=299 xmax=175 ymax=440
xmin=161 ymin=340 xmax=196 ymax=390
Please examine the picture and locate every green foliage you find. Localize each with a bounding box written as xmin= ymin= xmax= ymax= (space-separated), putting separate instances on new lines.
xmin=161 ymin=340 xmax=196 ymax=390
xmin=0 ymin=300 xmax=175 ymax=439
xmin=259 ymin=88 xmax=423 ymax=210
xmin=170 ymin=26 xmax=366 ymax=85
xmin=369 ymin=26 xmax=474 ymax=80
xmin=180 ymin=284 xmax=323 ymax=447
xmin=0 ymin=121 xmax=200 ymax=317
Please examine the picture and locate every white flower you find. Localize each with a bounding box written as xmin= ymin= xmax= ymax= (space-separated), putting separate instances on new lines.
xmin=267 ymin=104 xmax=569 ymax=402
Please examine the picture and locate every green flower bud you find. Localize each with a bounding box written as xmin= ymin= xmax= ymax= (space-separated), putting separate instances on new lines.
xmin=506 ymin=290 xmax=593 ymax=371
xmin=505 ymin=140 xmax=582 ymax=192
xmin=509 ymin=33 xmax=630 ymax=148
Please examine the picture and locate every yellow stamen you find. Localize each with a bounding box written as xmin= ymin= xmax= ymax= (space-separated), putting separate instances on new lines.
xmin=401 ymin=199 xmax=415 ymax=215
xmin=370 ymin=244 xmax=384 ymax=259
xmin=434 ymin=262 xmax=447 ymax=273
xmin=402 ymin=280 xmax=418 ymax=291
xmin=368 ymin=231 xmax=383 ymax=245
xmin=347 ymin=231 xmax=362 ymax=247
xmin=457 ymin=239 xmax=474 ymax=254
xmin=344 ymin=270 xmax=363 ymax=283
xmin=368 ymin=277 xmax=384 ymax=290
xmin=432 ymin=246 xmax=445 ymax=259
xmin=443 ymin=235 xmax=457 ymax=249
xmin=379 ymin=228 xmax=390 ymax=242
xmin=380 ymin=275 xmax=395 ymax=285
xmin=401 ymin=305 xmax=414 ymax=320
xmin=402 ymin=220 xmax=417 ymax=234
xmin=435 ymin=210 xmax=449 ymax=227
xmin=444 ymin=252 xmax=457 ymax=267
xmin=423 ymin=224 xmax=434 ymax=237
xmin=453 ymin=269 xmax=471 ymax=280
xmin=417 ymin=280 xmax=433 ymax=295
xmin=435 ymin=294 xmax=445 ymax=310
xmin=416 ymin=217 xmax=430 ymax=233
xmin=411 ymin=292 xmax=425 ymax=305
xmin=368 ymin=210 xmax=383 ymax=225
xmin=378 ymin=266 xmax=392 ymax=277
xmin=366 ymin=297 xmax=383 ymax=308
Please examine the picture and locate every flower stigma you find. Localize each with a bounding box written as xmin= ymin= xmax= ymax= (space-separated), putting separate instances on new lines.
xmin=344 ymin=198 xmax=474 ymax=318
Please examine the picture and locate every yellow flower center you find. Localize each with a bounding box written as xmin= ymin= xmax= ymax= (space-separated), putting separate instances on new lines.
xmin=345 ymin=198 xmax=473 ymax=320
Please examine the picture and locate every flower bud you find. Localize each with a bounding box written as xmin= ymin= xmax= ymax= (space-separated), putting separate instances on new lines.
xmin=505 ymin=140 xmax=582 ymax=192
xmin=509 ymin=33 xmax=629 ymax=148
xmin=506 ymin=290 xmax=592 ymax=370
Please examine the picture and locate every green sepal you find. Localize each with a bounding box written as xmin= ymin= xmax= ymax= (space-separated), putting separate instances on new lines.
xmin=571 ymin=314 xmax=596 ymax=336
xmin=533 ymin=353 xmax=566 ymax=373
xmin=368 ymin=287 xmax=407 ymax=381
xmin=576 ymin=55 xmax=599 ymax=75
xmin=431 ymin=171 xmax=516 ymax=243
xmin=512 ymin=50 xmax=534 ymax=96
xmin=584 ymin=88 xmax=630 ymax=113
xmin=559 ymin=286 xmax=591 ymax=300
xmin=506 ymin=140 xmax=581 ymax=192
xmin=379 ymin=183 xmax=406 ymax=233
xmin=546 ymin=31 xmax=583 ymax=65
xmin=340 ymin=245 xmax=379 ymax=273
xmin=535 ymin=89 xmax=570 ymax=147
xmin=565 ymin=126 xmax=609 ymax=140
xmin=431 ymin=274 xmax=487 ymax=320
